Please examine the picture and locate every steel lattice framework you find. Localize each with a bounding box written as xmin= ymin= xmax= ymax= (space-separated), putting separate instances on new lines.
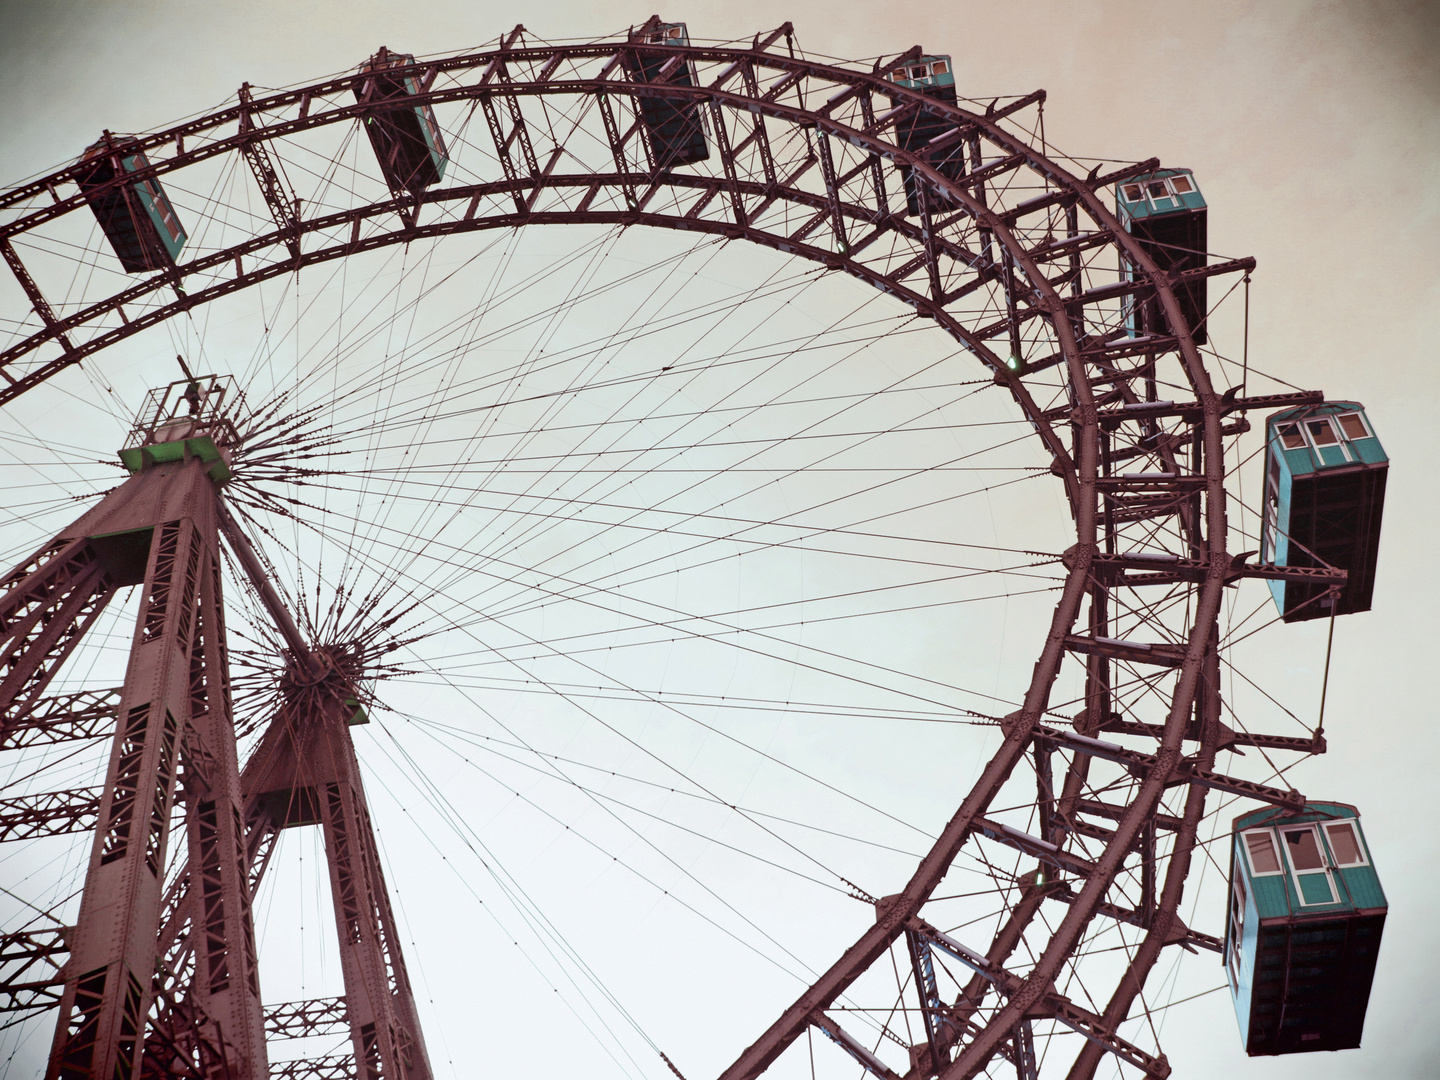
xmin=0 ymin=19 xmax=1344 ymax=1080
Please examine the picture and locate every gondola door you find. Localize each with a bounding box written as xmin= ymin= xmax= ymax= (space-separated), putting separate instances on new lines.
xmin=1280 ymin=824 xmax=1338 ymax=906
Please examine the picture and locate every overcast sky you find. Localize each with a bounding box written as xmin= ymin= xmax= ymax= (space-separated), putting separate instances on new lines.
xmin=1 ymin=1 xmax=1437 ymax=1078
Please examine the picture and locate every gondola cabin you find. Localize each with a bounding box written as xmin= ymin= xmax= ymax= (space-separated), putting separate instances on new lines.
xmin=1116 ymin=169 xmax=1208 ymax=344
xmin=1262 ymin=402 xmax=1387 ymax=621
xmin=886 ymin=55 xmax=963 ymax=217
xmin=77 ymin=137 xmax=187 ymax=273
xmin=355 ymin=47 xmax=449 ymax=194
xmin=625 ymin=22 xmax=710 ymax=168
xmin=1225 ymin=803 xmax=1386 ymax=1056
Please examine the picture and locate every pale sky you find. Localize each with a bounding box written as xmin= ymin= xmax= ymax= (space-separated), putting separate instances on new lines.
xmin=1 ymin=2 xmax=1437 ymax=1078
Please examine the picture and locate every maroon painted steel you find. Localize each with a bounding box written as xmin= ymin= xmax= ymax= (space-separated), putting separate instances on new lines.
xmin=0 ymin=685 xmax=121 ymax=750
xmin=0 ymin=401 xmax=435 ymax=1076
xmin=146 ymin=632 xmax=430 ymax=1079
xmin=240 ymin=644 xmax=434 ymax=1080
xmin=0 ymin=538 xmax=117 ymax=721
xmin=0 ymin=787 xmax=101 ymax=841
xmin=162 ymin=530 xmax=267 ymax=1080
xmin=25 ymin=460 xmax=265 ymax=1080
xmin=0 ymin=22 xmax=1342 ymax=1080
xmin=264 ymin=996 xmax=349 ymax=1040
xmin=1 ymin=925 xmax=68 ymax=1018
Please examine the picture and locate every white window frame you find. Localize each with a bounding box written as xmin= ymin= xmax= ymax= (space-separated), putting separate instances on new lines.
xmin=1144 ymin=178 xmax=1176 ymax=211
xmin=1227 ymin=869 xmax=1247 ymax=989
xmin=1322 ymin=819 xmax=1370 ymax=868
xmin=1303 ymin=416 xmax=1355 ymax=462
xmin=645 ymin=24 xmax=688 ymax=45
xmin=1121 ymin=183 xmax=1144 ymax=204
xmin=1279 ymin=823 xmax=1339 ymax=906
xmin=1241 ymin=828 xmax=1285 ymax=877
xmin=1168 ymin=173 xmax=1197 ymax=196
xmin=1275 ymin=422 xmax=1306 ymax=451
xmin=1262 ymin=453 xmax=1281 ymax=561
xmin=1303 ymin=415 xmax=1340 ymax=447
xmin=1334 ymin=411 xmax=1373 ymax=441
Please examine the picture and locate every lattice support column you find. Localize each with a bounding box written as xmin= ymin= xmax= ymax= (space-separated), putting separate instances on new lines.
xmin=186 ymin=542 xmax=265 ymax=1061
xmin=0 ymin=538 xmax=116 ymax=721
xmin=141 ymin=534 xmax=268 ymax=1079
xmin=1 ymin=685 xmax=121 ymax=750
xmin=321 ymin=749 xmax=431 ymax=1080
xmin=38 ymin=458 xmax=264 ymax=1080
xmin=244 ymin=648 xmax=433 ymax=1080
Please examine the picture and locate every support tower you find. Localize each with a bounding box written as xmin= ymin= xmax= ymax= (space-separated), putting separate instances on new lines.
xmin=0 ymin=375 xmax=432 ymax=1080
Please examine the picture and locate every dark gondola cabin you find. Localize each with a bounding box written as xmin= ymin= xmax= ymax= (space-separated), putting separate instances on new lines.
xmin=1226 ymin=803 xmax=1386 ymax=1056
xmin=1116 ymin=169 xmax=1208 ymax=344
xmin=355 ymin=47 xmax=449 ymax=194
xmin=625 ymin=22 xmax=710 ymax=168
xmin=886 ymin=55 xmax=963 ymax=216
xmin=1262 ymin=402 xmax=1387 ymax=621
xmin=77 ymin=137 xmax=187 ymax=273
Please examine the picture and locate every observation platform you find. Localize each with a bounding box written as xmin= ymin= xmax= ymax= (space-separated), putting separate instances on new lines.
xmin=117 ymin=372 xmax=240 ymax=484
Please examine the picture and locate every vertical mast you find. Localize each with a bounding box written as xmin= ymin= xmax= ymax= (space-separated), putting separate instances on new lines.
xmin=237 ymin=637 xmax=435 ymax=1080
xmin=7 ymin=375 xmax=271 ymax=1080
xmin=1 ymin=372 xmax=434 ymax=1078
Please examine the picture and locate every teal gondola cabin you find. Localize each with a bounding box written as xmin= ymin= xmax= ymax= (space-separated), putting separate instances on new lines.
xmin=625 ymin=22 xmax=710 ymax=168
xmin=1225 ymin=802 xmax=1386 ymax=1056
xmin=355 ymin=47 xmax=449 ymax=194
xmin=77 ymin=137 xmax=187 ymax=273
xmin=1262 ymin=402 xmax=1387 ymax=621
xmin=886 ymin=55 xmax=961 ymax=217
xmin=1116 ymin=168 xmax=1208 ymax=344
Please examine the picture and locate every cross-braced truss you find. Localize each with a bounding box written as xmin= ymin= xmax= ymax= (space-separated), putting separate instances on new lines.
xmin=0 ymin=390 xmax=431 ymax=1080
xmin=0 ymin=19 xmax=1341 ymax=1080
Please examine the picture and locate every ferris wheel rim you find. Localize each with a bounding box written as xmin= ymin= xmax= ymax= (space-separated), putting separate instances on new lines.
xmin=0 ymin=25 xmax=1300 ymax=1080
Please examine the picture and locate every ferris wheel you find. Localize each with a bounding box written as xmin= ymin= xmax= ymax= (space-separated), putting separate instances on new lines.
xmin=0 ymin=18 xmax=1387 ymax=1080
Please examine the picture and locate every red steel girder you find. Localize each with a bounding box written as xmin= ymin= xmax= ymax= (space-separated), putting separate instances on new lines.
xmin=270 ymin=1056 xmax=357 ymax=1080
xmin=158 ymin=534 xmax=266 ymax=1078
xmin=997 ymin=158 xmax=1159 ymax=227
xmin=0 ymin=238 xmax=76 ymax=365
xmin=1032 ymin=725 xmax=1305 ymax=810
xmin=810 ymin=1011 xmax=903 ymax=1080
xmin=0 ymin=537 xmax=117 ymax=726
xmin=237 ymin=83 xmax=302 ymax=258
xmin=970 ymin=257 xmax=1256 ymax=348
xmin=1 ymin=685 xmax=119 ymax=750
xmin=900 ymin=878 xmax=1054 ymax=1078
xmin=236 ymin=662 xmax=434 ymax=1080
xmin=1 ymin=924 xmax=68 ymax=1017
xmin=0 ymin=31 xmax=1290 ymax=1080
xmin=1093 ymin=715 xmax=1326 ymax=755
xmin=265 ymin=996 xmax=349 ymax=1040
xmin=905 ymin=921 xmax=1171 ymax=1079
xmin=0 ymin=52 xmax=1091 ymax=428
xmin=1042 ymin=886 xmax=1224 ymax=955
xmin=0 ymin=787 xmax=100 ymax=842
xmin=1059 ymin=633 xmax=1226 ymax=1080
xmin=1092 ymin=388 xmax=1325 ymax=423
xmin=30 ymin=458 xmax=268 ymax=1080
